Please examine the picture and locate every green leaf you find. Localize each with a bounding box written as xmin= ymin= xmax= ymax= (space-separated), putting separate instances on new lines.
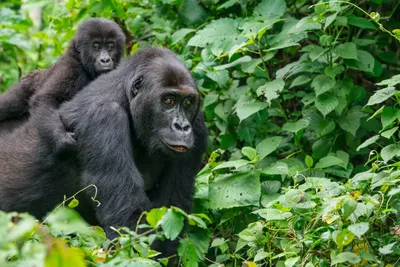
xmin=282 ymin=119 xmax=309 ymax=133
xmin=379 ymin=243 xmax=395 ymax=255
xmin=311 ymin=74 xmax=336 ymax=96
xmin=324 ymin=65 xmax=345 ymax=79
xmin=381 ymin=143 xmax=400 ymax=162
xmin=46 ymin=208 xmax=92 ymax=236
xmin=203 ymin=93 xmax=219 ymax=107
xmin=290 ymin=75 xmax=311 ymax=88
xmin=338 ymin=111 xmax=366 ymax=136
xmin=315 ymin=156 xmax=345 ymax=169
xmin=381 ymin=107 xmax=398 ymax=128
xmin=253 ymin=0 xmax=286 ymax=20
xmin=256 ymin=79 xmax=285 ymax=105
xmin=213 ymin=159 xmax=251 ymax=170
xmin=253 ymin=209 xmax=292 ymax=221
xmin=335 ymin=229 xmax=355 ymax=249
xmin=68 ymin=198 xmax=79 ymax=208
xmin=215 ymin=56 xmax=252 ymax=70
xmin=256 ymin=136 xmax=283 ymax=160
xmin=160 ymin=209 xmax=184 ymax=240
xmin=236 ymin=101 xmax=268 ymax=122
xmin=356 ymin=135 xmax=380 ymax=151
xmin=45 ymin=239 xmax=86 ymax=267
xmin=217 ymin=0 xmax=237 ymax=10
xmin=348 ymin=222 xmax=369 ymax=238
xmin=171 ymin=28 xmax=195 ymax=45
xmin=315 ymin=120 xmax=335 ymax=137
xmin=261 ymin=180 xmax=281 ymax=193
xmin=188 ymin=18 xmax=245 ymax=56
xmin=381 ymin=127 xmax=398 ymax=139
xmin=261 ymin=162 xmax=289 ymax=175
xmin=178 ymin=238 xmax=198 ymax=267
xmin=344 ymin=50 xmax=375 ymax=73
xmin=315 ymin=93 xmax=339 ymax=117
xmin=209 ymin=172 xmax=261 ymax=209
xmin=366 ymin=87 xmax=396 ymax=106
xmin=347 ymin=14 xmax=376 ymax=29
xmin=206 ymin=69 xmax=229 ymax=87
xmin=285 ymin=257 xmax=300 ymax=267
xmin=305 ymin=155 xmax=313 ymax=168
xmin=146 ymin=207 xmax=167 ymax=228
xmin=331 ymin=252 xmax=361 ymax=265
xmin=376 ymin=74 xmax=400 ymax=87
xmin=342 ymin=198 xmax=357 ymax=219
xmin=333 ymin=42 xmax=358 ymax=59
xmin=241 ymin=147 xmax=257 ymax=161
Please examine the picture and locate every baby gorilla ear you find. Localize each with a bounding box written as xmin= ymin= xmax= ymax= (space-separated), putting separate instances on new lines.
xmin=131 ymin=76 xmax=143 ymax=97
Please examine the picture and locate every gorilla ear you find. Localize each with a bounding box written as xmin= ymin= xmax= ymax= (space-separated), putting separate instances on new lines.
xmin=74 ymin=40 xmax=81 ymax=53
xmin=131 ymin=76 xmax=143 ymax=97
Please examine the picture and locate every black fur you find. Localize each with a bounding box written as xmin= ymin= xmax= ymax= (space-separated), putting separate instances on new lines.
xmin=0 ymin=47 xmax=208 ymax=257
xmin=0 ymin=18 xmax=125 ymax=152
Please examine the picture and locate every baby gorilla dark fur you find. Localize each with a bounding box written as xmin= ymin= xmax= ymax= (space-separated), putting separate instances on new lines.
xmin=0 ymin=18 xmax=125 ymax=152
xmin=0 ymin=47 xmax=208 ymax=257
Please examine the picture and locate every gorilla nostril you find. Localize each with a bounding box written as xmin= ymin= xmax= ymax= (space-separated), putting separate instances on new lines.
xmin=100 ymin=58 xmax=111 ymax=64
xmin=174 ymin=123 xmax=182 ymax=131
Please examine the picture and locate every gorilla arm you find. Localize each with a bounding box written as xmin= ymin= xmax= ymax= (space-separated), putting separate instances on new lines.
xmin=0 ymin=71 xmax=38 ymax=121
xmin=66 ymin=101 xmax=152 ymax=235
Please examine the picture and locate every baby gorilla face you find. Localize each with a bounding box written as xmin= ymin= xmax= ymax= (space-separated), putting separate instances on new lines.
xmin=91 ymin=39 xmax=117 ymax=73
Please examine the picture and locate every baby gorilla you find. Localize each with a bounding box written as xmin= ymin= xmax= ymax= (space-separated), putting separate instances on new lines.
xmin=0 ymin=18 xmax=125 ymax=152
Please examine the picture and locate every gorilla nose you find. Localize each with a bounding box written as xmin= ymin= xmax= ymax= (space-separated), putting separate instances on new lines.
xmin=100 ymin=57 xmax=111 ymax=65
xmin=172 ymin=119 xmax=191 ymax=134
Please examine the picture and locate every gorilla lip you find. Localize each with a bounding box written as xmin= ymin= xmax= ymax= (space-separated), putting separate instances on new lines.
xmin=161 ymin=139 xmax=189 ymax=152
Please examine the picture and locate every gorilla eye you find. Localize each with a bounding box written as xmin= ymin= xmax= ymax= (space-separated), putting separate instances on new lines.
xmin=92 ymin=42 xmax=101 ymax=51
xmin=185 ymin=99 xmax=192 ymax=105
xmin=107 ymin=42 xmax=115 ymax=50
xmin=164 ymin=97 xmax=174 ymax=105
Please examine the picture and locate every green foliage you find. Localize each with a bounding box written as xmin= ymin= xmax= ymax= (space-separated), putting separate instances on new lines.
xmin=1 ymin=0 xmax=400 ymax=266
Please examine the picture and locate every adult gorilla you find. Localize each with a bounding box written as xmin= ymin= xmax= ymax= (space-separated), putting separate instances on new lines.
xmin=0 ymin=48 xmax=207 ymax=243
xmin=0 ymin=18 xmax=125 ymax=151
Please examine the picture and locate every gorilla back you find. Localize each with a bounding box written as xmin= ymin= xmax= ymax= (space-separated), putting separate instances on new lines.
xmin=0 ymin=47 xmax=207 ymax=240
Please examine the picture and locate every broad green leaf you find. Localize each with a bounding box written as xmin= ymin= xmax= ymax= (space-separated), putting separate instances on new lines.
xmin=356 ymin=135 xmax=379 ymax=151
xmin=381 ymin=107 xmax=398 ymax=128
xmin=261 ymin=180 xmax=281 ymax=193
xmin=217 ymin=0 xmax=237 ymax=10
xmin=209 ymin=172 xmax=261 ymax=209
xmin=214 ymin=100 xmax=232 ymax=122
xmin=285 ymin=257 xmax=300 ymax=267
xmin=45 ymin=239 xmax=86 ymax=267
xmin=236 ymin=101 xmax=268 ymax=122
xmin=206 ymin=69 xmax=229 ymax=87
xmin=213 ymin=159 xmax=251 ymax=170
xmin=46 ymin=208 xmax=92 ymax=236
xmin=376 ymin=74 xmax=400 ymax=87
xmin=342 ymin=198 xmax=357 ymax=219
xmin=146 ymin=207 xmax=167 ymax=228
xmin=331 ymin=252 xmax=361 ymax=265
xmin=379 ymin=243 xmax=396 ymax=255
xmin=256 ymin=79 xmax=285 ymax=105
xmin=178 ymin=238 xmax=198 ymax=267
xmin=344 ymin=50 xmax=375 ymax=73
xmin=315 ymin=156 xmax=345 ymax=169
xmin=215 ymin=56 xmax=252 ymax=70
xmin=339 ymin=111 xmax=366 ymax=136
xmin=311 ymin=74 xmax=336 ymax=96
xmin=253 ymin=0 xmax=286 ymax=20
xmin=282 ymin=119 xmax=309 ymax=133
xmin=254 ymin=250 xmax=271 ymax=262
xmin=315 ymin=93 xmax=338 ymax=117
xmin=315 ymin=120 xmax=335 ymax=137
xmin=324 ymin=65 xmax=345 ymax=79
xmin=348 ymin=222 xmax=369 ymax=238
xmin=381 ymin=127 xmax=398 ymax=139
xmin=366 ymin=87 xmax=396 ymax=106
xmin=309 ymin=45 xmax=327 ymax=61
xmin=333 ymin=42 xmax=358 ymax=59
xmin=241 ymin=147 xmax=257 ymax=161
xmin=261 ymin=162 xmax=289 ymax=175
xmin=178 ymin=0 xmax=209 ymax=26
xmin=347 ymin=14 xmax=376 ymax=29
xmin=335 ymin=229 xmax=355 ymax=248
xmin=253 ymin=209 xmax=292 ymax=221
xmin=256 ymin=136 xmax=283 ymax=160
xmin=203 ymin=93 xmax=219 ymax=107
xmin=290 ymin=75 xmax=311 ymax=88
xmin=160 ymin=209 xmax=184 ymax=240
xmin=305 ymin=155 xmax=313 ymax=168
xmin=188 ymin=18 xmax=245 ymax=56
xmin=381 ymin=143 xmax=400 ymax=162
xmin=171 ymin=28 xmax=195 ymax=45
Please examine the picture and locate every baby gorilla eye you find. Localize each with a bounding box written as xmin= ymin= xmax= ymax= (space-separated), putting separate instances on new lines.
xmin=107 ymin=42 xmax=115 ymax=50
xmin=164 ymin=97 xmax=174 ymax=105
xmin=92 ymin=42 xmax=101 ymax=51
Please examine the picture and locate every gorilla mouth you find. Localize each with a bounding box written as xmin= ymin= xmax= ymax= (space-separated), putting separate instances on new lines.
xmin=162 ymin=139 xmax=189 ymax=152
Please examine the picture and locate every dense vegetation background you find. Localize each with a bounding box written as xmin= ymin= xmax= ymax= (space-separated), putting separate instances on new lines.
xmin=1 ymin=0 xmax=400 ymax=266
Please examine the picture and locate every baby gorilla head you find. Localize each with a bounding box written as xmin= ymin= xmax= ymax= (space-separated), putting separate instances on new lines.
xmin=73 ymin=18 xmax=126 ymax=78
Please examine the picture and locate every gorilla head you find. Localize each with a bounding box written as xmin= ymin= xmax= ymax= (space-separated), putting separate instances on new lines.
xmin=126 ymin=49 xmax=200 ymax=156
xmin=73 ymin=18 xmax=126 ymax=77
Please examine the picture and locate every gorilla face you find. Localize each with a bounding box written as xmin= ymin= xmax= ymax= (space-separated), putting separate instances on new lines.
xmin=90 ymin=39 xmax=118 ymax=73
xmin=127 ymin=51 xmax=199 ymax=157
